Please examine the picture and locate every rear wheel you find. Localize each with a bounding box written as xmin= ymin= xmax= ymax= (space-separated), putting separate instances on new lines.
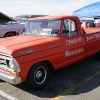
xmin=26 ymin=62 xmax=50 ymax=89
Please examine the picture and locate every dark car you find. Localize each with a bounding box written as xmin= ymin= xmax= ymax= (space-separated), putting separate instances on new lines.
xmin=85 ymin=20 xmax=96 ymax=27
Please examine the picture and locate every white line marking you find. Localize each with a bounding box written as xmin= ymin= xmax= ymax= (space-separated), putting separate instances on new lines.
xmin=0 ymin=90 xmax=18 ymax=100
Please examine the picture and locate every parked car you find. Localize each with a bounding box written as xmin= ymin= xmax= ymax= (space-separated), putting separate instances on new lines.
xmin=80 ymin=18 xmax=96 ymax=28
xmin=0 ymin=12 xmax=24 ymax=37
xmin=85 ymin=20 xmax=96 ymax=27
xmin=14 ymin=15 xmax=48 ymax=23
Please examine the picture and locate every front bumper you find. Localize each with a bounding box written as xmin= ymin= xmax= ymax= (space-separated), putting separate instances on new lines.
xmin=0 ymin=71 xmax=21 ymax=84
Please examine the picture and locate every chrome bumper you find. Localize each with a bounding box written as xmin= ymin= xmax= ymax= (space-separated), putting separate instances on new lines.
xmin=0 ymin=72 xmax=21 ymax=84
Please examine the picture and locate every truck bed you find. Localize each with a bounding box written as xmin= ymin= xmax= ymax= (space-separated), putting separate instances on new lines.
xmin=83 ymin=28 xmax=100 ymax=34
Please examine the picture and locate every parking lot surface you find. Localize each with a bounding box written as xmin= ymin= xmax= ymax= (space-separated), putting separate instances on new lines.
xmin=0 ymin=55 xmax=100 ymax=100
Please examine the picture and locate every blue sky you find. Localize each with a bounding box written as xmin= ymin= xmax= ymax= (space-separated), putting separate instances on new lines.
xmin=0 ymin=0 xmax=99 ymax=17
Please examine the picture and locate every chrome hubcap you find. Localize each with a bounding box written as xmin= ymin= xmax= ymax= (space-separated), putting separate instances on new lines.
xmin=36 ymin=71 xmax=42 ymax=79
xmin=34 ymin=66 xmax=47 ymax=84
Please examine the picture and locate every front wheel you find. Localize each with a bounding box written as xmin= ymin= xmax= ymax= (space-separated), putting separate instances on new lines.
xmin=26 ymin=62 xmax=50 ymax=89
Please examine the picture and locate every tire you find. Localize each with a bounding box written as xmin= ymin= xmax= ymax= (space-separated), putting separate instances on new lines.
xmin=4 ymin=33 xmax=15 ymax=37
xmin=26 ymin=62 xmax=50 ymax=89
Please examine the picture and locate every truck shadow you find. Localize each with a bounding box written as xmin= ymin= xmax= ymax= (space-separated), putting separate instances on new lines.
xmin=12 ymin=55 xmax=100 ymax=98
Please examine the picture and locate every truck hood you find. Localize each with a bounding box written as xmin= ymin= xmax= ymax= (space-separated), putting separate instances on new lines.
xmin=0 ymin=35 xmax=55 ymax=57
xmin=0 ymin=12 xmax=15 ymax=22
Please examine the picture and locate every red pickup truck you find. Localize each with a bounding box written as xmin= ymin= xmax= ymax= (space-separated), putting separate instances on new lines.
xmin=0 ymin=15 xmax=100 ymax=89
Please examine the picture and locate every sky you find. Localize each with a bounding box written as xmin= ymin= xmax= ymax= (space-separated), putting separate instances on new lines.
xmin=0 ymin=0 xmax=99 ymax=17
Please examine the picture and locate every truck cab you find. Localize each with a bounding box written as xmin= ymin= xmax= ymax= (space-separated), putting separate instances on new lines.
xmin=23 ymin=16 xmax=86 ymax=68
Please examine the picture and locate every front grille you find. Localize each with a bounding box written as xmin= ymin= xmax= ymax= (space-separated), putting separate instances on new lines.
xmin=0 ymin=58 xmax=7 ymax=66
xmin=0 ymin=54 xmax=12 ymax=71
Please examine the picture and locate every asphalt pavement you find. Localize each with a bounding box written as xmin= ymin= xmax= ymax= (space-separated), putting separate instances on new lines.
xmin=0 ymin=55 xmax=100 ymax=100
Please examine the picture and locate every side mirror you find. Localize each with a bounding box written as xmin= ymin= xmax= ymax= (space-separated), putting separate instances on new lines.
xmin=69 ymin=20 xmax=75 ymax=32
xmin=68 ymin=20 xmax=76 ymax=37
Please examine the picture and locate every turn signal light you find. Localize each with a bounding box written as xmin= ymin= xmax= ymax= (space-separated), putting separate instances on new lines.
xmin=10 ymin=72 xmax=20 ymax=76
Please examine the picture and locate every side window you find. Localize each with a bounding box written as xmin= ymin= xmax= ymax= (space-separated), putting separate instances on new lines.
xmin=63 ymin=19 xmax=78 ymax=36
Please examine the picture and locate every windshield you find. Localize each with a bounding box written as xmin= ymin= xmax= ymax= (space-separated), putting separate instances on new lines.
xmin=24 ymin=19 xmax=61 ymax=36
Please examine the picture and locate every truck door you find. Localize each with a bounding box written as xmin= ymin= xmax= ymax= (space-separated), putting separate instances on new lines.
xmin=61 ymin=19 xmax=86 ymax=65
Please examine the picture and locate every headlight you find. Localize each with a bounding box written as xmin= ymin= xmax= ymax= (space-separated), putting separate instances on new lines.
xmin=9 ymin=58 xmax=20 ymax=72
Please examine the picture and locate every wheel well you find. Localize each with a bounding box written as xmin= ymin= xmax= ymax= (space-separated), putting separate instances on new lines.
xmin=42 ymin=60 xmax=54 ymax=72
xmin=28 ymin=60 xmax=54 ymax=76
xmin=25 ymin=60 xmax=54 ymax=82
xmin=26 ymin=60 xmax=54 ymax=83
xmin=4 ymin=31 xmax=18 ymax=37
xmin=32 ymin=60 xmax=54 ymax=72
